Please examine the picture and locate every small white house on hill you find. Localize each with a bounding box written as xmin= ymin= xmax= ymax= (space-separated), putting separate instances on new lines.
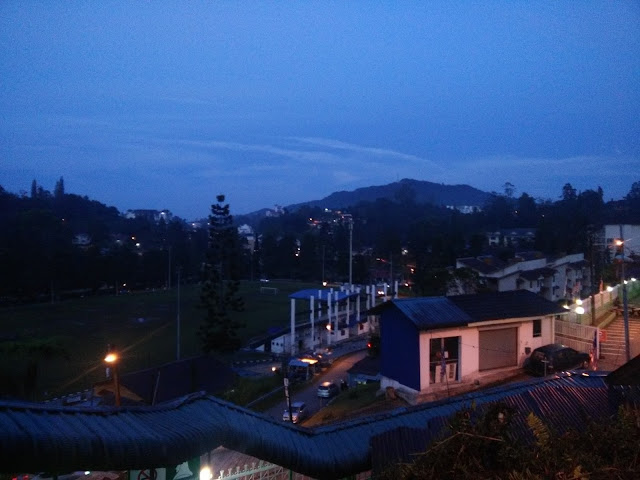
xmin=371 ymin=290 xmax=568 ymax=399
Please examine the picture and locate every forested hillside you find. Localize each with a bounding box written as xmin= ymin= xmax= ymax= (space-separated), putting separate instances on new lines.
xmin=1 ymin=179 xmax=639 ymax=304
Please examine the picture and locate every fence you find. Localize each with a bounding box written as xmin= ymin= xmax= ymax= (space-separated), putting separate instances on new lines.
xmin=212 ymin=460 xmax=371 ymax=480
xmin=554 ymin=320 xmax=598 ymax=355
xmin=565 ymin=279 xmax=640 ymax=325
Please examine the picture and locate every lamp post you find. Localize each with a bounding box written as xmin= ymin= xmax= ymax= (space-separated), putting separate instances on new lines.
xmin=176 ymin=266 xmax=181 ymax=361
xmin=199 ymin=465 xmax=213 ymax=480
xmin=104 ymin=350 xmax=121 ymax=407
xmin=617 ymin=225 xmax=631 ymax=362
xmin=575 ymin=303 xmax=585 ymax=324
xmin=344 ymin=214 xmax=353 ymax=287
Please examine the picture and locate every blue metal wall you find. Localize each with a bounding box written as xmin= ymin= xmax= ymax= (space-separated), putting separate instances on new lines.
xmin=380 ymin=307 xmax=420 ymax=390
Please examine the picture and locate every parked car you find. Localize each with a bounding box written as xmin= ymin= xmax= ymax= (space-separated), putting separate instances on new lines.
xmin=282 ymin=401 xmax=307 ymax=424
xmin=317 ymin=381 xmax=340 ymax=398
xmin=523 ymin=344 xmax=591 ymax=376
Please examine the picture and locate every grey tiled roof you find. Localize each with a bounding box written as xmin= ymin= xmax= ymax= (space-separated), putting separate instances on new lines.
xmin=118 ymin=354 xmax=237 ymax=405
xmin=370 ymin=290 xmax=567 ymax=330
xmin=457 ymin=257 xmax=502 ymax=274
xmin=390 ymin=297 xmax=472 ymax=329
xmin=518 ymin=267 xmax=556 ymax=281
xmin=448 ymin=290 xmax=566 ymax=321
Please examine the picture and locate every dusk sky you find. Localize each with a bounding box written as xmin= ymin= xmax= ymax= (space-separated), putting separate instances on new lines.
xmin=1 ymin=2 xmax=639 ymax=220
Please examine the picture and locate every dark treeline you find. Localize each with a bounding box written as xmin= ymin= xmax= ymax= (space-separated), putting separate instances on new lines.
xmin=1 ymin=179 xmax=639 ymax=304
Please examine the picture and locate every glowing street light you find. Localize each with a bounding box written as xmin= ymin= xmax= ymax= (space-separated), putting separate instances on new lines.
xmin=104 ymin=349 xmax=121 ymax=407
xmin=617 ymin=226 xmax=631 ymax=362
xmin=199 ymin=466 xmax=213 ymax=480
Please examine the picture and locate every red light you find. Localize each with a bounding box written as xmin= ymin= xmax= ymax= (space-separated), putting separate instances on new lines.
xmin=367 ymin=343 xmax=372 ymax=348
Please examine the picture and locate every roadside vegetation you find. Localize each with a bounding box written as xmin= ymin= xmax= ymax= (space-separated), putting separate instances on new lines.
xmin=303 ymin=382 xmax=390 ymax=426
xmin=379 ymin=402 xmax=640 ymax=480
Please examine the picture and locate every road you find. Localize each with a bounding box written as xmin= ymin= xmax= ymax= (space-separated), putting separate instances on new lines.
xmin=264 ymin=349 xmax=368 ymax=422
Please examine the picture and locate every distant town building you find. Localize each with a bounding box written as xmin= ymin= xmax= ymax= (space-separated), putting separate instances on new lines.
xmin=446 ymin=205 xmax=482 ymax=214
xmin=455 ymin=251 xmax=590 ymax=302
xmin=72 ymin=233 xmax=92 ymax=248
xmin=486 ymin=228 xmax=536 ymax=248
xmin=124 ymin=209 xmax=173 ymax=223
xmin=265 ymin=205 xmax=285 ymax=217
xmin=237 ymin=224 xmax=256 ymax=251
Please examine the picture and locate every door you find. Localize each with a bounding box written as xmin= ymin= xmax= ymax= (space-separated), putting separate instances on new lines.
xmin=479 ymin=328 xmax=517 ymax=370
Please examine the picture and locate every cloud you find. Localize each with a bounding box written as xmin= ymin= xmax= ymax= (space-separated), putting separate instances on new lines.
xmin=289 ymin=136 xmax=445 ymax=171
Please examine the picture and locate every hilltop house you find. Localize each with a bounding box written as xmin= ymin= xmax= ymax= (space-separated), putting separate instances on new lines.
xmin=455 ymin=252 xmax=591 ymax=302
xmin=372 ymin=290 xmax=567 ymax=402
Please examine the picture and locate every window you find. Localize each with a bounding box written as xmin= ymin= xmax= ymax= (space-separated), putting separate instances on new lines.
xmin=533 ymin=319 xmax=542 ymax=337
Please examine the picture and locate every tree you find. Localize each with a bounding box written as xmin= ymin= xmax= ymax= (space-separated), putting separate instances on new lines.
xmin=561 ymin=182 xmax=577 ymax=202
xmin=198 ymin=195 xmax=245 ymax=354
xmin=380 ymin=402 xmax=640 ymax=480
xmin=502 ymin=181 xmax=515 ymax=199
xmin=54 ymin=176 xmax=65 ymax=199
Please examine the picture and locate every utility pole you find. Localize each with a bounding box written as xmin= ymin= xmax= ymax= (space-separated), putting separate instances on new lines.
xmin=345 ymin=214 xmax=353 ymax=287
xmin=167 ymin=246 xmax=172 ymax=290
xmin=619 ymin=225 xmax=631 ymax=362
xmin=176 ymin=267 xmax=181 ymax=361
xmin=322 ymin=244 xmax=325 ymax=284
xmin=588 ymin=231 xmax=596 ymax=326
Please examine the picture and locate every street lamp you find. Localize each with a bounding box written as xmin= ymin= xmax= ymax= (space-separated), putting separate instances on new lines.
xmin=104 ymin=350 xmax=121 ymax=407
xmin=199 ymin=466 xmax=213 ymax=480
xmin=343 ymin=214 xmax=353 ymax=287
xmin=616 ymin=226 xmax=631 ymax=362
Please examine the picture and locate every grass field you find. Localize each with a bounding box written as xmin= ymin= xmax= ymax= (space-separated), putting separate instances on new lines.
xmin=0 ymin=280 xmax=319 ymax=401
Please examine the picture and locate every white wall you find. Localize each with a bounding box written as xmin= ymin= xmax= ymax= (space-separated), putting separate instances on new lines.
xmin=518 ymin=316 xmax=554 ymax=364
xmin=418 ymin=327 xmax=477 ymax=390
xmin=416 ymin=316 xmax=555 ymax=392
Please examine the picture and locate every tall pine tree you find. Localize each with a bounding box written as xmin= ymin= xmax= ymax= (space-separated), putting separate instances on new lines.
xmin=198 ymin=195 xmax=245 ymax=353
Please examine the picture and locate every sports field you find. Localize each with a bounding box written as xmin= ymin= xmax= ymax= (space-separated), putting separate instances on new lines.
xmin=0 ymin=280 xmax=318 ymax=401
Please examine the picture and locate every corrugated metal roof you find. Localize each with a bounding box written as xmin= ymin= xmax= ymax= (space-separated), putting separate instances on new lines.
xmin=1 ymin=372 xmax=630 ymax=479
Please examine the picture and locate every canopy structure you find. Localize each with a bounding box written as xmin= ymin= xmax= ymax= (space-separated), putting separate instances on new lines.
xmin=286 ymin=287 xmax=366 ymax=355
xmin=1 ymin=373 xmax=634 ymax=479
xmin=288 ymin=288 xmax=360 ymax=303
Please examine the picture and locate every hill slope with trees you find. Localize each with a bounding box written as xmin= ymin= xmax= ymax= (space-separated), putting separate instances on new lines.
xmin=1 ymin=178 xmax=639 ymax=304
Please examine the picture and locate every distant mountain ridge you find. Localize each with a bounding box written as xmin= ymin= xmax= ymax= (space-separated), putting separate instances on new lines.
xmin=286 ymin=178 xmax=492 ymax=211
